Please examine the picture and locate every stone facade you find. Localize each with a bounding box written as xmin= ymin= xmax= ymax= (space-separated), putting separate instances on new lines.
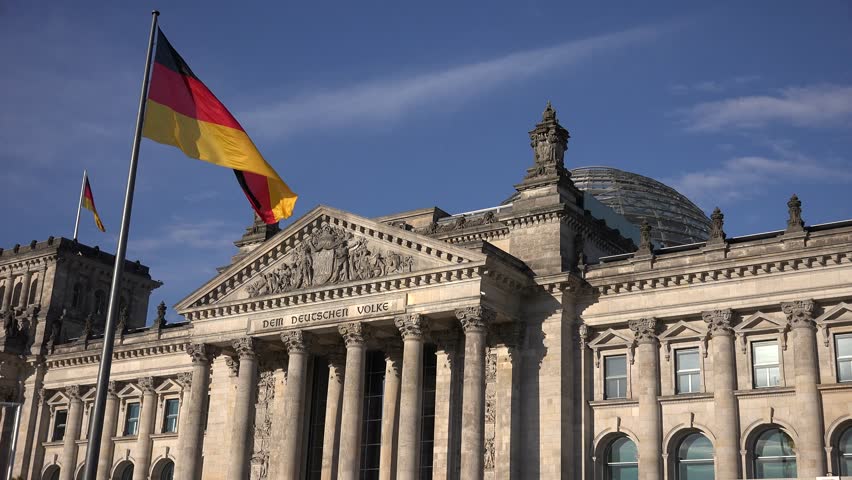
xmin=2 ymin=104 xmax=851 ymax=480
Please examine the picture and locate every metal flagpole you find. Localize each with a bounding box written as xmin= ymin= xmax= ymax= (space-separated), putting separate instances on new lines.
xmin=1 ymin=401 xmax=22 ymax=480
xmin=82 ymin=10 xmax=159 ymax=480
xmin=73 ymin=169 xmax=87 ymax=241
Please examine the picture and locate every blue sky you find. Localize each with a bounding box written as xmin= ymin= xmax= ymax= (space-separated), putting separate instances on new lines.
xmin=2 ymin=1 xmax=851 ymax=323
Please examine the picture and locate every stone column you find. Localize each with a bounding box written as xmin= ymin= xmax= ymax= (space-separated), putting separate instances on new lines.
xmin=226 ymin=337 xmax=259 ymax=480
xmin=132 ymin=377 xmax=157 ymax=480
xmin=321 ymin=353 xmax=346 ymax=480
xmin=19 ymin=270 xmax=32 ymax=307
xmin=456 ymin=306 xmax=493 ymax=480
xmin=431 ymin=330 xmax=460 ymax=480
xmin=379 ymin=343 xmax=402 ymax=480
xmin=703 ymin=309 xmax=740 ymax=480
xmin=782 ymin=300 xmax=826 ymax=477
xmin=493 ymin=323 xmax=523 ymax=479
xmin=281 ymin=331 xmax=312 ymax=479
xmin=1 ymin=272 xmax=13 ymax=311
xmin=59 ymin=385 xmax=84 ymax=480
xmin=338 ymin=322 xmax=369 ymax=480
xmin=26 ymin=389 xmax=51 ymax=479
xmin=394 ymin=314 xmax=427 ymax=480
xmin=179 ymin=343 xmax=217 ymax=480
xmin=95 ymin=382 xmax=120 ymax=480
xmin=629 ymin=318 xmax=662 ymax=480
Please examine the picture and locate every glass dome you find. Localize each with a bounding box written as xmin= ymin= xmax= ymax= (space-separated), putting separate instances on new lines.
xmin=570 ymin=166 xmax=711 ymax=247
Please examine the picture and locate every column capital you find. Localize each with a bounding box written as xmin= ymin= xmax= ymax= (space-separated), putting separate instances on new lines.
xmin=65 ymin=384 xmax=83 ymax=401
xmin=107 ymin=381 xmax=120 ymax=397
xmin=281 ymin=330 xmax=312 ymax=354
xmin=456 ymin=305 xmax=495 ymax=333
xmin=176 ymin=371 xmax=192 ymax=389
xmin=629 ymin=317 xmax=658 ymax=344
xmin=186 ymin=343 xmax=218 ymax=364
xmin=138 ymin=376 xmax=156 ymax=393
xmin=702 ymin=309 xmax=734 ymax=336
xmin=782 ymin=299 xmax=816 ymax=329
xmin=394 ymin=313 xmax=428 ymax=340
xmin=338 ymin=322 xmax=370 ymax=347
xmin=232 ymin=336 xmax=258 ymax=359
xmin=225 ymin=356 xmax=240 ymax=377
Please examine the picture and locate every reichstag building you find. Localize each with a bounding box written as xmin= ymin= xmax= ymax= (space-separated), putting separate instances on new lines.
xmin=1 ymin=103 xmax=851 ymax=480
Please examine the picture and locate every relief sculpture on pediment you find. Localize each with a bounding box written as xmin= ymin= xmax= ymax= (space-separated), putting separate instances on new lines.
xmin=246 ymin=222 xmax=415 ymax=298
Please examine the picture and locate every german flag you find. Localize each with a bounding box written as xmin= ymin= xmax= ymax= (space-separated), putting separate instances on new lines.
xmin=83 ymin=176 xmax=106 ymax=232
xmin=142 ymin=28 xmax=297 ymax=223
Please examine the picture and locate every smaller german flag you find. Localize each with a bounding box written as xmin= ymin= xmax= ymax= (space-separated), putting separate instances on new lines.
xmin=83 ymin=177 xmax=106 ymax=232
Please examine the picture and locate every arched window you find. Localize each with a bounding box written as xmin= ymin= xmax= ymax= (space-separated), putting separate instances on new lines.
xmin=43 ymin=466 xmax=60 ymax=480
xmin=11 ymin=282 xmax=23 ymax=306
xmin=0 ymin=285 xmax=5 ymax=306
xmin=676 ymin=432 xmax=714 ymax=479
xmin=28 ymin=278 xmax=38 ymax=305
xmin=839 ymin=426 xmax=852 ymax=476
xmin=606 ymin=436 xmax=638 ymax=479
xmin=72 ymin=283 xmax=83 ymax=308
xmin=159 ymin=460 xmax=174 ymax=480
xmin=115 ymin=461 xmax=134 ymax=480
xmin=753 ymin=428 xmax=797 ymax=478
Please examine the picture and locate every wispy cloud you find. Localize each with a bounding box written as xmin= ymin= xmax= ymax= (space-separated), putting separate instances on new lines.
xmin=130 ymin=219 xmax=238 ymax=253
xmin=242 ymin=24 xmax=668 ymax=139
xmin=677 ymin=84 xmax=852 ymax=131
xmin=670 ymin=75 xmax=760 ymax=95
xmin=668 ymin=147 xmax=852 ymax=207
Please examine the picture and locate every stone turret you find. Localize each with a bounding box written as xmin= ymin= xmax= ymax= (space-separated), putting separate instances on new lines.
xmin=230 ymin=213 xmax=281 ymax=266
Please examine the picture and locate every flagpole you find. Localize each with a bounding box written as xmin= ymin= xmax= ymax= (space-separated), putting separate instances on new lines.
xmin=82 ymin=10 xmax=159 ymax=480
xmin=73 ymin=169 xmax=87 ymax=241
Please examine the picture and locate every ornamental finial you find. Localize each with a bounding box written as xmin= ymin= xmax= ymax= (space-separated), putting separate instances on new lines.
xmin=786 ymin=194 xmax=804 ymax=232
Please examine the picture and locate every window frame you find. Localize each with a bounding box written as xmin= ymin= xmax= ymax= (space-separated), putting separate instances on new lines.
xmin=675 ymin=348 xmax=701 ymax=394
xmin=751 ymin=340 xmax=782 ymax=389
xmin=51 ymin=408 xmax=68 ymax=442
xmin=603 ymin=354 xmax=629 ymax=400
xmin=161 ymin=397 xmax=180 ymax=434
xmin=605 ymin=435 xmax=639 ymax=480
xmin=839 ymin=425 xmax=852 ymax=476
xmin=752 ymin=427 xmax=798 ymax=479
xmin=124 ymin=401 xmax=141 ymax=436
xmin=835 ymin=333 xmax=852 ymax=383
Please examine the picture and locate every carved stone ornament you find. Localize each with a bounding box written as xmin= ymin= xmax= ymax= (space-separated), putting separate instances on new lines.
xmin=152 ymin=301 xmax=167 ymax=329
xmin=578 ymin=323 xmax=590 ymax=348
xmin=524 ymin=101 xmax=570 ymax=181
xmin=251 ymin=369 xmax=276 ymax=480
xmin=225 ymin=356 xmax=240 ymax=377
xmin=394 ymin=313 xmax=427 ymax=340
xmin=186 ymin=343 xmax=217 ymax=364
xmin=138 ymin=377 xmax=155 ymax=393
xmin=485 ymin=389 xmax=496 ymax=423
xmin=106 ymin=381 xmax=118 ymax=397
xmin=637 ymin=220 xmax=653 ymax=255
xmin=246 ymin=222 xmax=415 ymax=298
xmin=281 ymin=330 xmax=312 ymax=354
xmin=338 ymin=322 xmax=369 ymax=347
xmin=786 ymin=194 xmax=805 ymax=232
xmin=629 ymin=317 xmax=658 ymax=344
xmin=383 ymin=343 xmax=403 ymax=376
xmin=65 ymin=385 xmax=82 ymax=400
xmin=483 ymin=436 xmax=496 ymax=471
xmin=781 ymin=299 xmax=815 ymax=329
xmin=485 ymin=352 xmax=497 ymax=382
xmin=176 ymin=372 xmax=193 ymax=389
xmin=416 ymin=211 xmax=498 ymax=235
xmin=233 ymin=337 xmax=258 ymax=359
xmin=708 ymin=207 xmax=726 ymax=243
xmin=702 ymin=309 xmax=734 ymax=336
xmin=456 ymin=306 xmax=495 ymax=333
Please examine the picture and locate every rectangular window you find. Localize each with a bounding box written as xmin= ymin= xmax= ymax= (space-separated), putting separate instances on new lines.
xmin=360 ymin=351 xmax=385 ymax=479
xmin=604 ymin=355 xmax=628 ymax=399
xmin=124 ymin=402 xmax=140 ymax=436
xmin=162 ymin=398 xmax=179 ymax=433
xmin=676 ymin=348 xmax=701 ymax=394
xmin=305 ymin=359 xmax=330 ymax=480
xmin=752 ymin=340 xmax=781 ymax=388
xmin=837 ymin=333 xmax=852 ymax=382
xmin=420 ymin=345 xmax=437 ymax=480
xmin=52 ymin=410 xmax=68 ymax=441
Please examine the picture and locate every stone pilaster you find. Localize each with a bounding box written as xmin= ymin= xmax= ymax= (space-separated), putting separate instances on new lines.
xmin=395 ymin=313 xmax=428 ymax=480
xmin=781 ymin=300 xmax=826 ymax=477
xmin=321 ymin=352 xmax=346 ymax=480
xmin=227 ymin=337 xmax=259 ymax=480
xmin=179 ymin=343 xmax=217 ymax=480
xmin=493 ymin=322 xmax=524 ymax=479
xmin=19 ymin=270 xmax=33 ymax=308
xmin=280 ymin=331 xmax=312 ymax=479
xmin=59 ymin=385 xmax=83 ymax=480
xmin=95 ymin=382 xmax=120 ymax=480
xmin=431 ymin=329 xmax=461 ymax=480
xmin=702 ymin=309 xmax=740 ymax=480
xmin=338 ymin=322 xmax=369 ymax=480
xmin=456 ymin=306 xmax=494 ymax=480
xmin=26 ymin=388 xmax=51 ymax=479
xmin=629 ymin=318 xmax=661 ymax=480
xmin=132 ymin=377 xmax=157 ymax=480
xmin=379 ymin=343 xmax=401 ymax=480
xmin=1 ymin=272 xmax=13 ymax=311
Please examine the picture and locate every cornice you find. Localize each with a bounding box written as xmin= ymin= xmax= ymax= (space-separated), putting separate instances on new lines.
xmin=46 ymin=340 xmax=188 ymax=369
xmin=587 ymin=249 xmax=850 ymax=298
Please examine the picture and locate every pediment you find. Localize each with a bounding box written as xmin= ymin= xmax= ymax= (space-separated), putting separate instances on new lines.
xmin=815 ymin=302 xmax=852 ymax=326
xmin=658 ymin=320 xmax=707 ymax=341
xmin=176 ymin=206 xmax=488 ymax=312
xmin=155 ymin=378 xmax=182 ymax=394
xmin=734 ymin=311 xmax=786 ymax=333
xmin=46 ymin=391 xmax=67 ymax=405
xmin=587 ymin=328 xmax=633 ymax=349
xmin=117 ymin=384 xmax=141 ymax=399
